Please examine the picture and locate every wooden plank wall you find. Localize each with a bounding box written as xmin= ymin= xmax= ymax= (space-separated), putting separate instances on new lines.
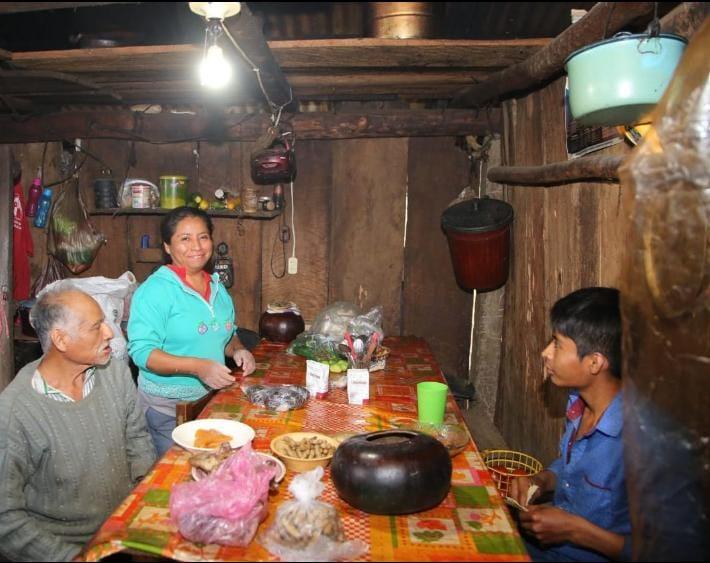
xmin=496 ymin=77 xmax=631 ymax=464
xmin=12 ymin=136 xmax=473 ymax=379
xmin=0 ymin=146 xmax=13 ymax=391
xmin=404 ymin=137 xmax=472 ymax=379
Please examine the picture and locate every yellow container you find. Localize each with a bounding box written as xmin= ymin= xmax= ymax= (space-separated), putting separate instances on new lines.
xmin=482 ymin=449 xmax=543 ymax=497
xmin=270 ymin=432 xmax=338 ymax=473
xmin=159 ymin=175 xmax=188 ymax=209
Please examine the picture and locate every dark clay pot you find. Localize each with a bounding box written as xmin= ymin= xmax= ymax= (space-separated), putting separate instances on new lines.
xmin=258 ymin=311 xmax=305 ymax=343
xmin=331 ymin=430 xmax=452 ymax=515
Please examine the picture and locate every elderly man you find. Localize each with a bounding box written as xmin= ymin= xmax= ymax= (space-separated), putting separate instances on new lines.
xmin=0 ymin=284 xmax=156 ymax=562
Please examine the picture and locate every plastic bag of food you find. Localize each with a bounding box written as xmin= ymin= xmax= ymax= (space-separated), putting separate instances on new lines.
xmin=309 ymin=302 xmax=361 ymax=341
xmin=287 ymin=333 xmax=343 ymax=363
xmin=48 ymin=177 xmax=106 ymax=274
xmin=242 ymin=384 xmax=309 ymax=411
xmin=262 ymin=466 xmax=367 ymax=562
xmin=170 ymin=443 xmax=275 ymax=546
xmin=347 ymin=305 xmax=385 ymax=342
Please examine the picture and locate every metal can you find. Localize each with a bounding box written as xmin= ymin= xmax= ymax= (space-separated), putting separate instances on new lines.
xmin=258 ymin=196 xmax=275 ymax=211
xmin=159 ymin=175 xmax=188 ymax=209
xmin=131 ymin=184 xmax=152 ymax=208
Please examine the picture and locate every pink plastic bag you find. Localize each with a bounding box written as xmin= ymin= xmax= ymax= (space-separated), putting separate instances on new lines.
xmin=170 ymin=443 xmax=275 ymax=546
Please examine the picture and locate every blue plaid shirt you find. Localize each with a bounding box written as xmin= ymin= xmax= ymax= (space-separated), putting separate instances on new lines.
xmin=543 ymin=391 xmax=631 ymax=562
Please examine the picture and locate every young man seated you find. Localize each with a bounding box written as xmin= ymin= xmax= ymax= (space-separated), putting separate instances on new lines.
xmin=509 ymin=287 xmax=631 ymax=562
xmin=0 ymin=284 xmax=156 ymax=562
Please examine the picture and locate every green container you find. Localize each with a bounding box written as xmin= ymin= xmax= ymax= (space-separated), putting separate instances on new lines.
xmin=159 ymin=175 xmax=188 ymax=209
xmin=565 ymin=33 xmax=687 ymax=126
xmin=417 ymin=381 xmax=448 ymax=425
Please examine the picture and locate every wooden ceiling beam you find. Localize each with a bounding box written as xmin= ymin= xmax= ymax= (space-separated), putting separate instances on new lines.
xmin=10 ymin=38 xmax=548 ymax=74
xmin=221 ymin=3 xmax=295 ymax=111
xmin=0 ymin=2 xmax=137 ymax=14
xmin=451 ymin=2 xmax=658 ymax=108
xmin=0 ymin=108 xmax=501 ymax=144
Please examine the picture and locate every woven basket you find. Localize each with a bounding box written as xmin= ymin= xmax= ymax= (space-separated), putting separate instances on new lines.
xmin=482 ymin=449 xmax=543 ymax=497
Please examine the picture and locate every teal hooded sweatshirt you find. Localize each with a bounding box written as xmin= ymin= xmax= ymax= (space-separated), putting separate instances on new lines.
xmin=127 ymin=266 xmax=236 ymax=401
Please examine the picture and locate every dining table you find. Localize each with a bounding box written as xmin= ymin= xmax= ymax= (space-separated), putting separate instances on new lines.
xmin=79 ymin=336 xmax=530 ymax=562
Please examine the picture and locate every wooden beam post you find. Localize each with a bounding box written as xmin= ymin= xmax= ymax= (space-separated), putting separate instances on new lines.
xmin=451 ymin=2 xmax=657 ymax=108
xmin=487 ymin=155 xmax=624 ymax=186
xmin=0 ymin=145 xmax=14 ymax=391
xmin=0 ymin=108 xmax=501 ymax=143
xmin=222 ymin=3 xmax=295 ymax=111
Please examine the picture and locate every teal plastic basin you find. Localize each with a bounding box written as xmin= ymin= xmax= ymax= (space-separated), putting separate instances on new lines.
xmin=565 ymin=33 xmax=687 ymax=126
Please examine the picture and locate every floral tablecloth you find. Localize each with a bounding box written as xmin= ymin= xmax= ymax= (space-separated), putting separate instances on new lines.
xmin=80 ymin=337 xmax=529 ymax=562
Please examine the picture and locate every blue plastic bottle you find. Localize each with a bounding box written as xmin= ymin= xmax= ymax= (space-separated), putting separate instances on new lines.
xmin=33 ymin=188 xmax=54 ymax=229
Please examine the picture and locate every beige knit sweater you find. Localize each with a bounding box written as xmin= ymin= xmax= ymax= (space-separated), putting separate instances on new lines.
xmin=0 ymin=358 xmax=156 ymax=562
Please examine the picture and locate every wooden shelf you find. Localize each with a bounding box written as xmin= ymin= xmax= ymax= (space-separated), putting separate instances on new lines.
xmin=135 ymin=247 xmax=163 ymax=263
xmin=89 ymin=208 xmax=283 ymax=220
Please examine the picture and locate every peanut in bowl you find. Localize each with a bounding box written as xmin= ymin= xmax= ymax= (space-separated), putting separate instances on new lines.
xmin=270 ymin=432 xmax=339 ymax=473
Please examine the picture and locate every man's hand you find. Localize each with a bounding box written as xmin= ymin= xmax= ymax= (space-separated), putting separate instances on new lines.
xmin=232 ymin=349 xmax=256 ymax=376
xmin=519 ymin=505 xmax=579 ymax=544
xmin=509 ymin=476 xmax=541 ymax=508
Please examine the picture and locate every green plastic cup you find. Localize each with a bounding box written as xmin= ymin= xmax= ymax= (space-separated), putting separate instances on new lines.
xmin=417 ymin=381 xmax=448 ymax=425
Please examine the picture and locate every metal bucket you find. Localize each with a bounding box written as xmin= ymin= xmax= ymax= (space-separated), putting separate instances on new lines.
xmin=370 ymin=2 xmax=437 ymax=39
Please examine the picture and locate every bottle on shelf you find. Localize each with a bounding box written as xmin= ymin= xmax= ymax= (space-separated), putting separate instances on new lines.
xmin=33 ymin=188 xmax=54 ymax=229
xmin=25 ymin=175 xmax=42 ymax=217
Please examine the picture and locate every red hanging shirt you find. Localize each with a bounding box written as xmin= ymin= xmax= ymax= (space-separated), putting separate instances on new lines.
xmin=13 ymin=181 xmax=34 ymax=301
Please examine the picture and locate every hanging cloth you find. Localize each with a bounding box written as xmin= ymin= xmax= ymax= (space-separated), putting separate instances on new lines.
xmin=12 ymin=181 xmax=34 ymax=301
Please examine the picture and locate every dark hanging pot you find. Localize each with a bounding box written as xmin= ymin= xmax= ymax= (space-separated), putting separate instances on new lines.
xmin=331 ymin=430 xmax=452 ymax=515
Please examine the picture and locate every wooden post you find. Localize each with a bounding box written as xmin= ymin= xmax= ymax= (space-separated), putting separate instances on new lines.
xmin=0 ymin=145 xmax=14 ymax=391
xmin=223 ymin=3 xmax=295 ymax=111
xmin=450 ymin=2 xmax=708 ymax=109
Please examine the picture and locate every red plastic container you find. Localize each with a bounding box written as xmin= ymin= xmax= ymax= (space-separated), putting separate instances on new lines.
xmin=441 ymin=198 xmax=514 ymax=291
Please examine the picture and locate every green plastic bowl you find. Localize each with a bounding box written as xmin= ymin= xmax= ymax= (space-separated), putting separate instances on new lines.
xmin=565 ymin=33 xmax=687 ymax=126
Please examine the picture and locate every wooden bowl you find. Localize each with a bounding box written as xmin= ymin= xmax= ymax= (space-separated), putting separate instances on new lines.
xmin=270 ymin=432 xmax=338 ymax=473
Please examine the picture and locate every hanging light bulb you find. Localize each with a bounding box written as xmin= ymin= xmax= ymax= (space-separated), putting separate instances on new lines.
xmin=200 ymin=42 xmax=232 ymax=89
xmin=189 ymin=3 xmax=242 ymax=90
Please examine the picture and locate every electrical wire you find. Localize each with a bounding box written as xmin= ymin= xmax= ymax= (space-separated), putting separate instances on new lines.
xmin=290 ymin=179 xmax=296 ymax=259
xmin=220 ymin=20 xmax=293 ymax=122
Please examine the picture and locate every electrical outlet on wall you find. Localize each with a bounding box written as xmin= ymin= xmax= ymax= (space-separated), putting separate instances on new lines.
xmin=288 ymin=257 xmax=298 ymax=275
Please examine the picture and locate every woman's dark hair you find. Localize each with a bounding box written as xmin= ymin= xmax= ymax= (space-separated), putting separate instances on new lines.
xmin=551 ymin=287 xmax=622 ymax=378
xmin=160 ymin=206 xmax=214 ymax=264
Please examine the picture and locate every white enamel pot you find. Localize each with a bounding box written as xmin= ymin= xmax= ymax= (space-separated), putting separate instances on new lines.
xmin=564 ymin=32 xmax=687 ymax=126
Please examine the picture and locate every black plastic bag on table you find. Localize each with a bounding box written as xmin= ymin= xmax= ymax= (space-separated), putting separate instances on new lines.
xmin=48 ymin=177 xmax=106 ymax=275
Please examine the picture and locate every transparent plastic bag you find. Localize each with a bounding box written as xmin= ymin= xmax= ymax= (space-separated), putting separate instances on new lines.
xmin=242 ymin=383 xmax=309 ymax=411
xmin=310 ymin=302 xmax=361 ymax=341
xmin=170 ymin=443 xmax=275 ymax=546
xmin=48 ymin=177 xmax=106 ymax=274
xmin=347 ymin=306 xmax=385 ymax=342
xmin=262 ymin=467 xmax=367 ymax=562
xmin=287 ymin=333 xmax=342 ymax=362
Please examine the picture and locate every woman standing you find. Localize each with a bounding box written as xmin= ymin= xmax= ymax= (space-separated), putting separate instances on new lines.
xmin=128 ymin=207 xmax=255 ymax=456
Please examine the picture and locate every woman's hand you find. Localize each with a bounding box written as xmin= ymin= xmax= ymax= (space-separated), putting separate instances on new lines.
xmin=519 ymin=505 xmax=580 ymax=545
xmin=232 ymin=348 xmax=256 ymax=376
xmin=195 ymin=359 xmax=236 ymax=389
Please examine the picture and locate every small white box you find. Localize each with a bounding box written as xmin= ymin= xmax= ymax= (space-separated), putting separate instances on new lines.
xmin=306 ymin=360 xmax=330 ymax=399
xmin=347 ymin=368 xmax=370 ymax=405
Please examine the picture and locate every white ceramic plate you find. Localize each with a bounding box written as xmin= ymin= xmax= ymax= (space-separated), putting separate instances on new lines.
xmin=172 ymin=419 xmax=255 ymax=454
xmin=191 ymin=452 xmax=286 ymax=483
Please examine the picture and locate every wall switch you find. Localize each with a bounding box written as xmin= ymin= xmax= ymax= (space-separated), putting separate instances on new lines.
xmin=288 ymin=257 xmax=298 ymax=274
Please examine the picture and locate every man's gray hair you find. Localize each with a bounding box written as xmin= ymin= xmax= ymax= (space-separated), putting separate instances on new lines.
xmin=29 ymin=282 xmax=80 ymax=352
